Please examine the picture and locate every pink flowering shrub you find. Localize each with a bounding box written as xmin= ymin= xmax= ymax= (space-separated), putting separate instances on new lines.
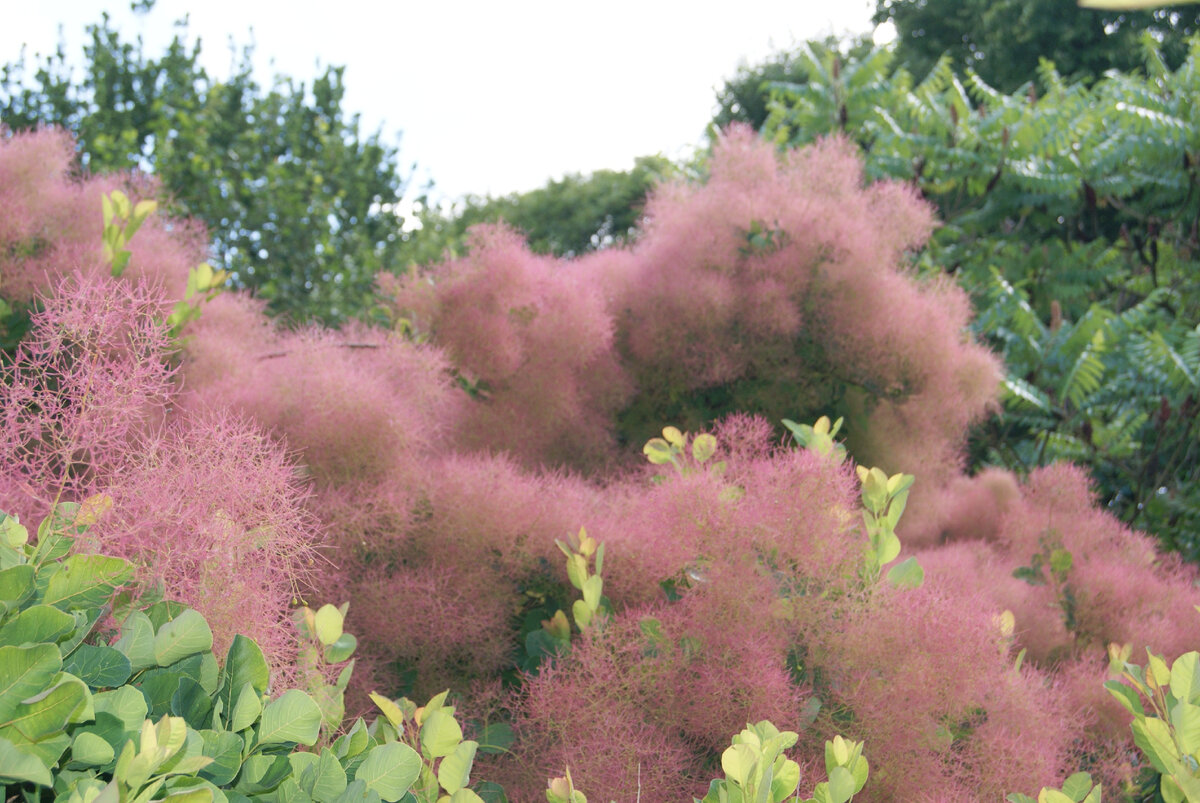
xmin=91 ymin=409 xmax=319 ymax=677
xmin=0 ymin=128 xmax=202 ymax=301
xmin=10 ymin=125 xmax=1200 ymax=801
xmin=379 ymin=225 xmax=630 ymax=470
xmin=573 ymin=128 xmax=1002 ymax=536
xmin=0 ymin=272 xmax=176 ymax=517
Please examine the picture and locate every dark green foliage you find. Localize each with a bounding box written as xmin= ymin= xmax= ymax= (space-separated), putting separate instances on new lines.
xmin=0 ymin=13 xmax=410 ymax=325
xmin=404 ymin=155 xmax=673 ymax=267
xmin=712 ymin=37 xmax=876 ymax=132
xmin=874 ymin=0 xmax=1200 ymax=92
xmin=762 ymin=35 xmax=1200 ymax=555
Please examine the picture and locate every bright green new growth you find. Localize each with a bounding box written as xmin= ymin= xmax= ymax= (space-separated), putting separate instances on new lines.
xmin=101 ymin=189 xmax=157 ymax=279
xmin=555 ymin=527 xmax=606 ymax=632
xmin=643 ymin=426 xmax=723 ymax=480
xmin=99 ymin=190 xmax=229 ymax=337
xmin=1105 ymin=646 xmax=1200 ymax=802
xmin=785 ymin=416 xmax=924 ymax=590
xmin=0 ymin=504 xmax=443 ymax=803
xmin=696 ymin=724 xmax=868 ymax=803
xmin=366 ymin=690 xmax=485 ymax=803
xmin=782 ymin=416 xmax=846 ymax=465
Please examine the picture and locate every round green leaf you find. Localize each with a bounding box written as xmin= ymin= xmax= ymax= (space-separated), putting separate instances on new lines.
xmin=0 ymin=734 xmax=51 ymax=785
xmin=64 ymin=644 xmax=132 ymax=688
xmin=154 ymin=610 xmax=213 ymax=667
xmin=827 ymin=765 xmax=856 ymax=803
xmin=258 ymin=689 xmax=322 ymax=747
xmin=691 ymin=433 xmax=717 ymax=463
xmin=885 ymin=557 xmax=925 ymax=590
xmin=313 ymin=605 xmax=343 ymax=647
xmin=323 ymin=633 xmax=357 ymax=664
xmin=71 ymin=730 xmax=116 ymax=766
xmin=721 ymin=743 xmax=756 ymax=787
xmin=420 ymin=709 xmax=462 ymax=760
xmin=0 ymin=565 xmax=34 ymax=607
xmin=0 ymin=604 xmax=75 ymax=647
xmin=354 ymin=742 xmax=420 ymax=802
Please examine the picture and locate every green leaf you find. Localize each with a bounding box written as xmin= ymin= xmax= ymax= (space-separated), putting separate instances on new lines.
xmin=571 ymin=599 xmax=592 ymax=629
xmin=885 ymin=557 xmax=925 ymax=589
xmin=171 ymin=678 xmax=214 ymax=726
xmin=0 ymin=517 xmax=29 ymax=549
xmin=7 ymin=675 xmax=90 ymax=740
xmin=0 ymin=733 xmax=52 ymax=785
xmin=353 ymin=742 xmax=421 ymax=802
xmin=154 ymin=609 xmax=214 ymax=667
xmin=477 ymin=721 xmax=513 ymax=755
xmin=1170 ymin=651 xmax=1200 ymax=705
xmin=0 ymin=643 xmax=62 ymax=725
xmin=770 ymin=758 xmax=801 ymax=802
xmin=0 ymin=565 xmax=34 ymax=607
xmin=230 ymin=682 xmax=263 ymax=732
xmin=198 ymin=730 xmax=244 ymax=786
xmin=826 ymin=766 xmax=856 ymax=803
xmin=692 ymin=433 xmax=717 ymax=463
xmin=64 ymin=644 xmax=132 ymax=688
xmin=323 ymin=633 xmax=357 ymax=664
xmin=721 ymin=742 xmax=757 ymax=787
xmin=220 ymin=635 xmax=270 ymax=713
xmin=71 ymin=730 xmax=116 ymax=766
xmin=1104 ymin=680 xmax=1145 ymax=716
xmin=437 ymin=740 xmax=478 ymax=794
xmin=874 ymin=529 xmax=901 ymax=566
xmin=1039 ymin=791 xmax=1075 ymax=803
xmin=1059 ymin=772 xmax=1094 ymax=800
xmin=643 ymin=438 xmax=675 ymax=465
xmin=41 ymin=554 xmax=133 ymax=611
xmin=1131 ymin=715 xmax=1178 ymax=774
xmin=114 ymin=611 xmax=157 ymax=672
xmin=581 ymin=574 xmax=602 ymax=609
xmin=258 ymin=689 xmax=322 ymax=746
xmin=0 ymin=603 xmax=76 ymax=647
xmin=419 ymin=708 xmax=462 ymax=759
xmin=313 ymin=605 xmax=343 ymax=647
xmin=1170 ymin=700 xmax=1200 ymax=756
xmin=94 ymin=685 xmax=149 ymax=732
xmin=309 ymin=748 xmax=349 ymax=803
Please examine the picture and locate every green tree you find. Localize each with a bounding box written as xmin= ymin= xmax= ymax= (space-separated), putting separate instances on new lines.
xmin=0 ymin=12 xmax=411 ymax=325
xmin=402 ymin=155 xmax=673 ymax=266
xmin=874 ymin=0 xmax=1200 ymax=91
xmin=763 ymin=37 xmax=1200 ymax=557
xmin=711 ymin=36 xmax=874 ymax=132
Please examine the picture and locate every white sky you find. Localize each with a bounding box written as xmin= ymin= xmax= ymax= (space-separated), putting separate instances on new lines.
xmin=3 ymin=1 xmax=882 ymax=200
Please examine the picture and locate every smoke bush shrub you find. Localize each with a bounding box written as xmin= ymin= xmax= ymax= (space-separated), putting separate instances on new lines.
xmin=379 ymin=225 xmax=630 ymax=470
xmin=0 ymin=128 xmax=203 ymax=302
xmin=91 ymin=409 xmax=319 ymax=677
xmin=0 ymin=272 xmax=175 ymax=518
xmin=566 ymin=128 xmax=1004 ymax=536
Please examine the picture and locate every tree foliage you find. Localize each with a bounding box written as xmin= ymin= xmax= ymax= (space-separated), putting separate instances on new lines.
xmin=874 ymin=0 xmax=1200 ymax=92
xmin=403 ymin=155 xmax=673 ymax=268
xmin=763 ymin=35 xmax=1200 ymax=556
xmin=0 ymin=12 xmax=411 ymax=324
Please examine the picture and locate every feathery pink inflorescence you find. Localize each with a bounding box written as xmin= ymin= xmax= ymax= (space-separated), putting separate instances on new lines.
xmin=0 ymin=128 xmax=203 ymax=301
xmin=91 ymin=409 xmax=319 ymax=680
xmin=0 ymin=272 xmax=176 ymax=517
xmin=379 ymin=225 xmax=631 ymax=470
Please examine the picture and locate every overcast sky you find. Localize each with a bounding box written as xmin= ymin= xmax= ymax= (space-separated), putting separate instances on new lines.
xmin=4 ymin=1 xmax=884 ymax=200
